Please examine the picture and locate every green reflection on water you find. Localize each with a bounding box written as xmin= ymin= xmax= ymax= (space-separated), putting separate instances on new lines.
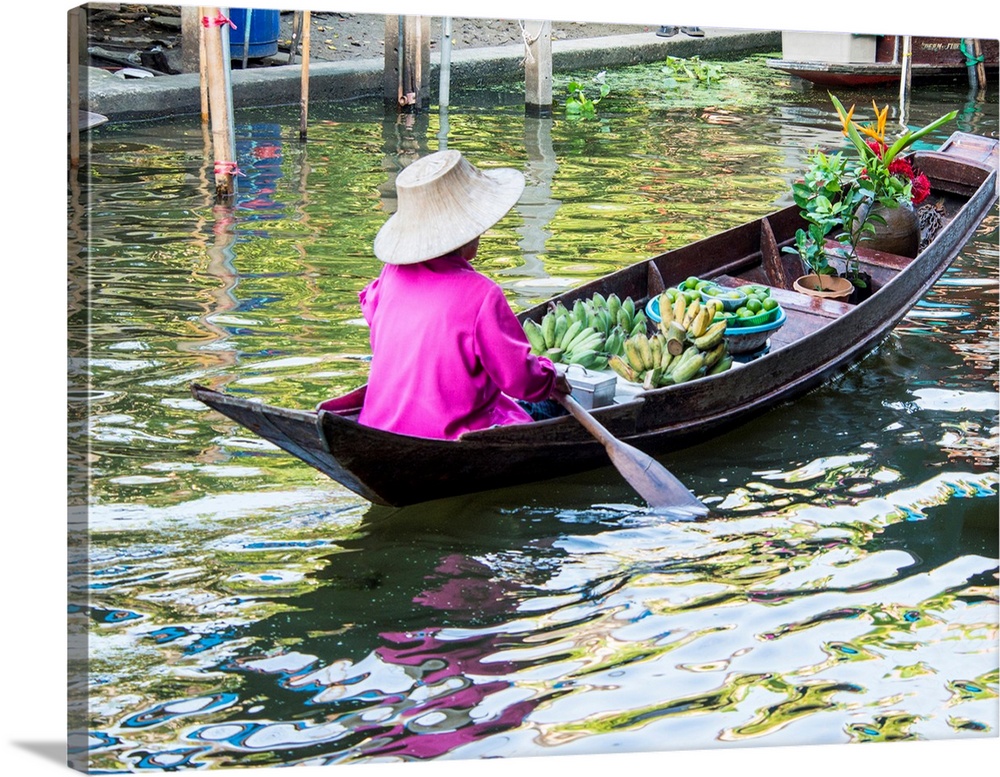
xmin=77 ymin=56 xmax=816 ymax=509
xmin=71 ymin=54 xmax=998 ymax=767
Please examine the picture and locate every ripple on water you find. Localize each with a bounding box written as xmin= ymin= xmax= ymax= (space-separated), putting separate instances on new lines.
xmin=74 ymin=71 xmax=998 ymax=771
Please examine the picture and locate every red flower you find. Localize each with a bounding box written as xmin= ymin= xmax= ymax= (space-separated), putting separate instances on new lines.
xmin=866 ymin=139 xmax=886 ymax=158
xmin=888 ymin=157 xmax=914 ymax=178
xmin=860 ymin=137 xmax=928 ymax=203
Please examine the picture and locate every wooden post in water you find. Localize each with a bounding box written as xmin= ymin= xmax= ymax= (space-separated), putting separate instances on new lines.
xmin=383 ymin=15 xmax=429 ymax=111
xmin=384 ymin=15 xmax=400 ymax=107
xmin=300 ymin=10 xmax=311 ymax=141
xmin=202 ymin=6 xmax=238 ymax=201
xmin=181 ymin=5 xmax=202 ymax=73
xmin=68 ymin=5 xmax=82 ymax=169
xmin=966 ymin=39 xmax=986 ymax=92
xmin=402 ymin=16 xmax=420 ymax=110
xmin=524 ymin=20 xmax=552 ymax=117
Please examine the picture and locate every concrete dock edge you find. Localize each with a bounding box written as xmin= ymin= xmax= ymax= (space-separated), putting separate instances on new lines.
xmin=80 ymin=29 xmax=780 ymax=122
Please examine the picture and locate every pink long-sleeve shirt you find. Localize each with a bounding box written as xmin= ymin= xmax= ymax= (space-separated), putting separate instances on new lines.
xmin=356 ymin=254 xmax=557 ymax=439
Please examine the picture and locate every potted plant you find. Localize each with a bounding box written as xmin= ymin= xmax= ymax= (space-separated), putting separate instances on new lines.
xmin=829 ymin=94 xmax=956 ymax=259
xmin=785 ymin=94 xmax=957 ymax=302
xmin=783 ymin=148 xmax=854 ymax=301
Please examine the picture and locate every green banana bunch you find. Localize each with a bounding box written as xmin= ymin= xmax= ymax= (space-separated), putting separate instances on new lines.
xmin=615 ymin=315 xmax=734 ymax=388
xmin=523 ymin=292 xmax=640 ymax=368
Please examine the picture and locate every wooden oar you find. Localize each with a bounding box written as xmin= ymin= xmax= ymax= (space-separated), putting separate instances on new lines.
xmin=555 ymin=393 xmax=708 ymax=518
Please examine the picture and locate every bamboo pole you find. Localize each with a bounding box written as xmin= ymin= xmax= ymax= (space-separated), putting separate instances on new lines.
xmin=241 ymin=7 xmax=252 ymax=70
xmin=439 ymin=17 xmax=453 ymax=111
xmin=220 ymin=13 xmax=237 ymax=176
xmin=438 ymin=17 xmax=453 ymax=148
xmin=300 ymin=10 xmax=311 ymax=141
xmin=203 ymin=6 xmax=237 ymax=201
xmin=898 ymin=35 xmax=912 ymax=130
xmin=199 ymin=6 xmax=209 ymax=124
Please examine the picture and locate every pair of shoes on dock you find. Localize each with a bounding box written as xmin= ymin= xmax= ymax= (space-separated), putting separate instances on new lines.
xmin=656 ymin=25 xmax=705 ymax=38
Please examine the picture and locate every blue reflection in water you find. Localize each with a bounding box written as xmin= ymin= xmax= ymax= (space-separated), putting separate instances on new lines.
xmin=121 ymin=694 xmax=239 ymax=729
xmin=236 ymin=123 xmax=285 ymax=222
xmin=73 ymin=63 xmax=999 ymax=772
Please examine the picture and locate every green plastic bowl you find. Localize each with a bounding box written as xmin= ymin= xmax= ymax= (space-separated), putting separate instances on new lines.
xmin=701 ymin=286 xmax=747 ymax=312
xmin=733 ymin=309 xmax=772 ymax=327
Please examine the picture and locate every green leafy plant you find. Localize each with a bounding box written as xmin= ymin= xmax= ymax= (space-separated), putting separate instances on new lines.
xmin=830 ymin=93 xmax=956 ymax=209
xmin=783 ymin=149 xmax=851 ymax=279
xmin=565 ymin=78 xmax=611 ymax=120
xmin=786 ymin=94 xmax=958 ymax=290
xmin=661 ymin=56 xmax=723 ymax=87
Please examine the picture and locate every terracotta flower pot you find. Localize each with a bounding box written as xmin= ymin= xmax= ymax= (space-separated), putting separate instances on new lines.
xmin=793 ymin=274 xmax=853 ymax=302
xmin=854 ymin=200 xmax=920 ymax=258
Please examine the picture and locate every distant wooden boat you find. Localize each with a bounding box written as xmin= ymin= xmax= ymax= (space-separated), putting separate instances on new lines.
xmin=71 ymin=110 xmax=109 ymax=134
xmin=192 ymin=132 xmax=999 ymax=507
xmin=768 ymin=35 xmax=998 ymax=87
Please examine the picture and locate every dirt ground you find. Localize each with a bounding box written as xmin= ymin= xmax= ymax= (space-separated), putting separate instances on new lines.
xmin=84 ymin=5 xmax=659 ymax=73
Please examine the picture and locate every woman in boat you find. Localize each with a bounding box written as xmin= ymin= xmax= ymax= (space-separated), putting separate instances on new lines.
xmin=348 ymin=149 xmax=570 ymax=440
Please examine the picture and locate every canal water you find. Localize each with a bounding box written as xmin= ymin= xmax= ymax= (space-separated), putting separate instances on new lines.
xmin=68 ymin=55 xmax=998 ymax=772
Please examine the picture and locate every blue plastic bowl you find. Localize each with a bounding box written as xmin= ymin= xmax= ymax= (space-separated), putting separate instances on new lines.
xmin=645 ymin=295 xmax=664 ymax=323
xmin=645 ymin=293 xmax=714 ymax=323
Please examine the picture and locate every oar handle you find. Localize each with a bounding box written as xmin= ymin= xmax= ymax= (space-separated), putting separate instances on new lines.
xmin=554 ymin=392 xmax=614 ymax=449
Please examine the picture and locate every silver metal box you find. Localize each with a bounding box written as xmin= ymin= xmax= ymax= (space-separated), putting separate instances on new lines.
xmin=566 ymin=370 xmax=617 ymax=409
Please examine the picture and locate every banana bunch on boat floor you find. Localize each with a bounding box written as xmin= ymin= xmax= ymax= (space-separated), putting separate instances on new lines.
xmin=608 ymin=292 xmax=733 ymax=388
xmin=523 ymin=292 xmax=646 ymax=370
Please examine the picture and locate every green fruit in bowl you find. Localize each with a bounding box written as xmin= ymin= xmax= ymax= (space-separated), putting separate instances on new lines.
xmin=762 ymin=297 xmax=779 ymax=311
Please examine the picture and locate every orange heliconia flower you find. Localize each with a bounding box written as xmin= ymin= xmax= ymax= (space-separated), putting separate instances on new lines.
xmin=837 ymin=102 xmax=856 ymax=136
xmin=857 ymin=101 xmax=889 ymax=146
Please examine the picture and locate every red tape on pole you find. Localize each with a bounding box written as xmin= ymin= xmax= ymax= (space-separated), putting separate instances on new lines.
xmin=202 ymin=13 xmax=236 ymax=29
xmin=213 ymin=161 xmax=244 ymax=177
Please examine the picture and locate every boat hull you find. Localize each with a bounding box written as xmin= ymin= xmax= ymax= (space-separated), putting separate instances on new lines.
xmin=768 ymin=35 xmax=999 ymax=87
xmin=192 ymin=133 xmax=999 ymax=507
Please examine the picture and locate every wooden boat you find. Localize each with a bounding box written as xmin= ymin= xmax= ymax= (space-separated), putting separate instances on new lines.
xmin=767 ymin=35 xmax=998 ymax=87
xmin=69 ymin=110 xmax=109 ymax=134
xmin=192 ymin=132 xmax=998 ymax=507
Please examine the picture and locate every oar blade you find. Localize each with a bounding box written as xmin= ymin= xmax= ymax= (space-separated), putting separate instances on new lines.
xmin=605 ymin=438 xmax=708 ymax=517
xmin=554 ymin=392 xmax=707 ymax=516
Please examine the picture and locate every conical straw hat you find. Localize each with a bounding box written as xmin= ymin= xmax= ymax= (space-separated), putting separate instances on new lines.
xmin=374 ymin=150 xmax=525 ymax=265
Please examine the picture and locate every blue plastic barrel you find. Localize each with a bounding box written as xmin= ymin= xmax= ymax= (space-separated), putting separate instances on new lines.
xmin=228 ymin=8 xmax=281 ymax=60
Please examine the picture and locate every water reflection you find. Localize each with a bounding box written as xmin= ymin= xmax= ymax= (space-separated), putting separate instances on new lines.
xmin=508 ymin=116 xmax=561 ymax=295
xmin=77 ymin=464 xmax=996 ymax=770
xmin=71 ymin=57 xmax=998 ymax=771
